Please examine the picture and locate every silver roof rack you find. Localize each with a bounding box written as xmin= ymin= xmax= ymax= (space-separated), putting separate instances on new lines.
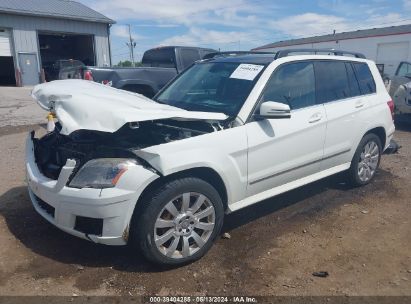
xmin=274 ymin=48 xmax=366 ymax=59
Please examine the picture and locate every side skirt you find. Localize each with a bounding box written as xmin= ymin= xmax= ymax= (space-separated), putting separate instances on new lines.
xmin=227 ymin=162 xmax=351 ymax=213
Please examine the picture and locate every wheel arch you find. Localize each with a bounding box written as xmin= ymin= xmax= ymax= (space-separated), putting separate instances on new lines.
xmin=133 ymin=167 xmax=229 ymax=217
xmin=364 ymin=126 xmax=386 ymax=149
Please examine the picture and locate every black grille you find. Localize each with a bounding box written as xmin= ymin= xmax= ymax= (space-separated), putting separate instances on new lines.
xmin=32 ymin=132 xmax=89 ymax=180
xmin=35 ymin=195 xmax=55 ymax=218
xmin=74 ymin=216 xmax=103 ymax=236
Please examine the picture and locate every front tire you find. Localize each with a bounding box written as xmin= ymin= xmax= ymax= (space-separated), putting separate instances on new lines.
xmin=134 ymin=177 xmax=224 ymax=266
xmin=347 ymin=133 xmax=382 ymax=186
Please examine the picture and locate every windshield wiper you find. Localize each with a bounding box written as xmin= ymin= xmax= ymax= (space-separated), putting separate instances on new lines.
xmin=154 ymin=99 xmax=168 ymax=105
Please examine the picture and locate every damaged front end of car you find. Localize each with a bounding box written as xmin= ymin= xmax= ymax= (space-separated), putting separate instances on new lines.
xmin=26 ymin=78 xmax=239 ymax=247
xmin=32 ymin=118 xmax=227 ymax=185
xmin=30 ymin=79 xmax=230 ymax=185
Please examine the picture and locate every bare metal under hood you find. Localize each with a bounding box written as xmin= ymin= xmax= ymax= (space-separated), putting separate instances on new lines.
xmin=31 ymin=80 xmax=228 ymax=135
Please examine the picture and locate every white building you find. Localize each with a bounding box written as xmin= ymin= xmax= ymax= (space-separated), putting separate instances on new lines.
xmin=252 ymin=24 xmax=411 ymax=78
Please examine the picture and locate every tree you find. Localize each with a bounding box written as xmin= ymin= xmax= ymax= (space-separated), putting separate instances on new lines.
xmin=115 ymin=60 xmax=143 ymax=67
xmin=116 ymin=60 xmax=133 ymax=67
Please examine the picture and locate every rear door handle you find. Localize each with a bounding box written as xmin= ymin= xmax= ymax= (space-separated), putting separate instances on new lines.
xmin=308 ymin=112 xmax=322 ymax=123
xmin=355 ymin=100 xmax=365 ymax=108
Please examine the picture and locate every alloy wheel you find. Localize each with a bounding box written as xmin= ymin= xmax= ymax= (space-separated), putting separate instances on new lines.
xmin=357 ymin=140 xmax=379 ymax=182
xmin=154 ymin=192 xmax=216 ymax=259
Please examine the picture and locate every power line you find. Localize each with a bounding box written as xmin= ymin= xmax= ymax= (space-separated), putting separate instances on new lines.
xmin=111 ymin=14 xmax=411 ymax=54
xmin=112 ymin=52 xmax=130 ymax=57
xmin=111 ymin=45 xmax=129 ymax=52
xmin=246 ymin=18 xmax=411 ymax=48
xmin=118 ymin=17 xmax=411 ymax=51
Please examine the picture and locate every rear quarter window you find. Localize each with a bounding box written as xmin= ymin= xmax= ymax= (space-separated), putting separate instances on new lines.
xmin=352 ymin=62 xmax=376 ymax=94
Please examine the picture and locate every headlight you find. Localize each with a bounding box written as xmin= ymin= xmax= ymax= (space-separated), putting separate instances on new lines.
xmin=69 ymin=158 xmax=137 ymax=189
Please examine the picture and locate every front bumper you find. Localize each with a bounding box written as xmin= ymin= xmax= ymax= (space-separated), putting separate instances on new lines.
xmin=25 ymin=133 xmax=159 ymax=245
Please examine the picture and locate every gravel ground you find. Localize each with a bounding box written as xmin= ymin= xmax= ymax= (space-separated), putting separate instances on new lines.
xmin=0 ymin=120 xmax=410 ymax=297
xmin=0 ymin=87 xmax=44 ymax=127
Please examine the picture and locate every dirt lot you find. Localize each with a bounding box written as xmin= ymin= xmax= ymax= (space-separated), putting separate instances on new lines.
xmin=0 ymin=122 xmax=410 ymax=297
xmin=0 ymin=87 xmax=44 ymax=128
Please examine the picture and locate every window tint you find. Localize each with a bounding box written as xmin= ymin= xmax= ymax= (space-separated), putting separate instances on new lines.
xmin=141 ymin=48 xmax=176 ymax=68
xmin=180 ymin=48 xmax=200 ymax=69
xmin=260 ymin=62 xmax=315 ymax=110
xmin=396 ymin=62 xmax=411 ymax=77
xmin=156 ymin=62 xmax=265 ymax=116
xmin=315 ymin=61 xmax=351 ymax=103
xmin=345 ymin=62 xmax=361 ymax=97
xmin=352 ymin=62 xmax=376 ymax=94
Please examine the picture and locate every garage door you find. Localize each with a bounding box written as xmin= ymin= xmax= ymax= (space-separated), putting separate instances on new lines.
xmin=377 ymin=42 xmax=409 ymax=77
xmin=38 ymin=33 xmax=95 ymax=81
xmin=0 ymin=29 xmax=15 ymax=86
xmin=0 ymin=29 xmax=12 ymax=56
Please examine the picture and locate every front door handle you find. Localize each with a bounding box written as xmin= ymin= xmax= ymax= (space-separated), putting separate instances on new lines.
xmin=355 ymin=100 xmax=365 ymax=108
xmin=309 ymin=112 xmax=322 ymax=123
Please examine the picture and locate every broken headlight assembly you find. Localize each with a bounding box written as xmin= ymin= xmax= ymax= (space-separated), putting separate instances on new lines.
xmin=69 ymin=158 xmax=138 ymax=189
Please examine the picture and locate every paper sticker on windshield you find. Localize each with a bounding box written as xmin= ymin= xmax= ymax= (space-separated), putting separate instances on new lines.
xmin=229 ymin=64 xmax=264 ymax=81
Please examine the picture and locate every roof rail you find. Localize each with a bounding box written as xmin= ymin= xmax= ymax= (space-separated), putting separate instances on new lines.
xmin=203 ymin=51 xmax=276 ymax=60
xmin=274 ymin=48 xmax=366 ymax=59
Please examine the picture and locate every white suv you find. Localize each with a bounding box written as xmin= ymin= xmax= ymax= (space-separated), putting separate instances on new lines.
xmin=26 ymin=50 xmax=395 ymax=265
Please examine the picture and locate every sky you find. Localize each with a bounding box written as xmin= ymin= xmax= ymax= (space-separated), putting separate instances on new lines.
xmin=79 ymin=0 xmax=411 ymax=64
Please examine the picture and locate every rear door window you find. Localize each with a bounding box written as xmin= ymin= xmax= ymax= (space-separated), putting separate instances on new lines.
xmin=260 ymin=61 xmax=316 ymax=110
xmin=315 ymin=61 xmax=351 ymax=103
xmin=345 ymin=62 xmax=361 ymax=97
xmin=352 ymin=62 xmax=376 ymax=94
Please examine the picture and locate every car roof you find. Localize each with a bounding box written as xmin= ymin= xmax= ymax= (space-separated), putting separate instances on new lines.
xmin=203 ymin=53 xmax=371 ymax=66
xmin=202 ymin=49 xmax=366 ymax=65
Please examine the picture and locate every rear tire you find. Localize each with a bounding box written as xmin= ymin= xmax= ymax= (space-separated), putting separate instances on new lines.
xmin=132 ymin=177 xmax=224 ymax=266
xmin=347 ymin=133 xmax=382 ymax=187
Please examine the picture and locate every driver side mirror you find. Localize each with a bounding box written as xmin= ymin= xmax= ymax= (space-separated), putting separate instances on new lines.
xmin=255 ymin=101 xmax=291 ymax=119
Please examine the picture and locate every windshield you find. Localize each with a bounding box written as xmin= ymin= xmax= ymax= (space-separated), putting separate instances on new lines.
xmin=155 ymin=61 xmax=266 ymax=116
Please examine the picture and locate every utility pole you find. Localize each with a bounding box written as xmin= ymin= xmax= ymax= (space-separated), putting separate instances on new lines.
xmin=126 ymin=24 xmax=136 ymax=67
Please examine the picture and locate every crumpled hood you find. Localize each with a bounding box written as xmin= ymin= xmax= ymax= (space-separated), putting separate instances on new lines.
xmin=31 ymin=80 xmax=228 ymax=135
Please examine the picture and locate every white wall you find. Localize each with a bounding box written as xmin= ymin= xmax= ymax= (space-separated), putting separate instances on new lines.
xmin=257 ymin=33 xmax=411 ymax=77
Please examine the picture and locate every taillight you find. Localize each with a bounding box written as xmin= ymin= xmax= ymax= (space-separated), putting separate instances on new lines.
xmin=84 ymin=70 xmax=93 ymax=81
xmin=387 ymin=100 xmax=395 ymax=120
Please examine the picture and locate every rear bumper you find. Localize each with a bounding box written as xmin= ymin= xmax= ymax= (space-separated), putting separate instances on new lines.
xmin=384 ymin=124 xmax=395 ymax=151
xmin=25 ymin=133 xmax=159 ymax=245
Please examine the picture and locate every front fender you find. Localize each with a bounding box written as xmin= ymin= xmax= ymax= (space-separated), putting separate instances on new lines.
xmin=134 ymin=127 xmax=249 ymax=205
